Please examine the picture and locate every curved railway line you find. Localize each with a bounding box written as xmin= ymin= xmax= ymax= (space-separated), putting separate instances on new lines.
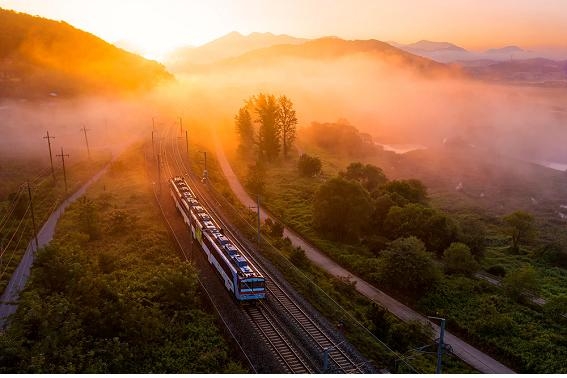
xmin=156 ymin=125 xmax=373 ymax=373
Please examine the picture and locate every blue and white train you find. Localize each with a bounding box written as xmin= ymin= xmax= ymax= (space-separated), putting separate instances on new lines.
xmin=170 ymin=176 xmax=266 ymax=301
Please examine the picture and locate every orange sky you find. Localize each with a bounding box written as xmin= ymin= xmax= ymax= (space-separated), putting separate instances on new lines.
xmin=1 ymin=0 xmax=566 ymax=59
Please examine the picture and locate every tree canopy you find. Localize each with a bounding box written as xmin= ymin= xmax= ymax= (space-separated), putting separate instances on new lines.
xmin=381 ymin=179 xmax=428 ymax=205
xmin=340 ymin=162 xmax=387 ymax=192
xmin=298 ymin=153 xmax=322 ymax=177
xmin=383 ymin=204 xmax=457 ymax=254
xmin=443 ymin=242 xmax=479 ymax=276
xmin=503 ymin=210 xmax=536 ymax=253
xmin=377 ymin=236 xmax=441 ymax=296
xmin=312 ymin=177 xmax=372 ymax=241
xmin=277 ymin=95 xmax=298 ymax=159
xmin=234 ymin=93 xmax=298 ymax=162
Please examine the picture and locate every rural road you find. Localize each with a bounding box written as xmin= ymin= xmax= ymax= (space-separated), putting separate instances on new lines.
xmin=0 ymin=164 xmax=109 ymax=329
xmin=213 ymin=133 xmax=515 ymax=374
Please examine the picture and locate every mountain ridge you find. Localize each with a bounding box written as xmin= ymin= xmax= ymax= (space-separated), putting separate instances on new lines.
xmin=0 ymin=8 xmax=172 ymax=99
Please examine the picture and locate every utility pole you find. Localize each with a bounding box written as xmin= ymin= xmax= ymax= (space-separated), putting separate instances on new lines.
xmin=43 ymin=131 xmax=56 ymax=181
xmin=179 ymin=116 xmax=183 ymax=135
xmin=80 ymin=125 xmax=91 ymax=160
xmin=256 ymin=194 xmax=260 ymax=249
xmin=428 ymin=316 xmax=446 ymax=374
xmin=151 ymin=130 xmax=156 ymax=160
xmin=56 ymin=147 xmax=70 ymax=193
xmin=249 ymin=195 xmax=261 ymax=250
xmin=151 ymin=118 xmax=156 ymax=160
xmin=157 ymin=153 xmax=161 ymax=196
xmin=185 ymin=129 xmax=189 ymax=157
xmin=26 ymin=182 xmax=39 ymax=252
xmin=201 ymin=151 xmax=208 ymax=182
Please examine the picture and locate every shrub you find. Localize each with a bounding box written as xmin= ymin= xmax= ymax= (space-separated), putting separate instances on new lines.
xmin=486 ymin=265 xmax=507 ymax=277
xmin=297 ymin=153 xmax=322 ymax=177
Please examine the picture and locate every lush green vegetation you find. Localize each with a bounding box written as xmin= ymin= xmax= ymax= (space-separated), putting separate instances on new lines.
xmin=228 ymin=119 xmax=567 ymax=373
xmin=0 ymin=8 xmax=171 ymax=99
xmin=0 ymin=156 xmax=109 ymax=296
xmin=0 ymin=146 xmax=244 ymax=373
xmin=234 ymin=93 xmax=298 ymax=161
xmin=204 ymin=181 xmax=474 ymax=373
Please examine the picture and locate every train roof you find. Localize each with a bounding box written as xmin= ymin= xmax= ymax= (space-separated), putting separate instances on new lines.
xmin=171 ymin=177 xmax=263 ymax=280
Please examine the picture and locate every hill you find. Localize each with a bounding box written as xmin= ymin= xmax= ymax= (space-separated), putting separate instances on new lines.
xmin=166 ymin=31 xmax=306 ymax=69
xmin=0 ymin=8 xmax=172 ymax=99
xmin=402 ymin=40 xmax=467 ymax=53
xmin=464 ymin=58 xmax=567 ymax=86
xmin=181 ymin=37 xmax=460 ymax=77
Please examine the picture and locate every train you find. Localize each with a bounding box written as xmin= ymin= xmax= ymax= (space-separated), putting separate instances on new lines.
xmin=169 ymin=176 xmax=266 ymax=301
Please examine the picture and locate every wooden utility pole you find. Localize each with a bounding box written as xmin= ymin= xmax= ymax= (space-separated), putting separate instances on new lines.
xmin=256 ymin=194 xmax=261 ymax=249
xmin=152 ymin=118 xmax=156 ymax=160
xmin=202 ymin=151 xmax=207 ymax=182
xmin=26 ymin=182 xmax=39 ymax=252
xmin=80 ymin=125 xmax=91 ymax=160
xmin=179 ymin=116 xmax=183 ymax=135
xmin=157 ymin=153 xmax=161 ymax=196
xmin=43 ymin=131 xmax=56 ymax=181
xmin=185 ymin=129 xmax=189 ymax=157
xmin=56 ymin=147 xmax=70 ymax=193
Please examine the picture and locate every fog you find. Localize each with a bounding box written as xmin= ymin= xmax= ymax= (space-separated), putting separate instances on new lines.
xmin=1 ymin=50 xmax=566 ymax=173
xmin=164 ymin=53 xmax=567 ymax=166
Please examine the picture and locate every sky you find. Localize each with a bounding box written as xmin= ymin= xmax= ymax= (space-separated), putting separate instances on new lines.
xmin=1 ymin=0 xmax=566 ymax=59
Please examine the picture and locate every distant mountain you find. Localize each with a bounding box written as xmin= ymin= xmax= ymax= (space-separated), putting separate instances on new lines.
xmin=485 ymin=45 xmax=525 ymax=54
xmin=390 ymin=40 xmax=471 ymax=63
xmin=0 ymin=8 xmax=172 ymax=99
xmin=166 ymin=31 xmax=307 ymax=69
xmin=464 ymin=58 xmax=567 ymax=86
xmin=391 ymin=40 xmax=567 ymax=65
xmin=402 ymin=40 xmax=468 ymax=53
xmin=181 ymin=37 xmax=460 ymax=77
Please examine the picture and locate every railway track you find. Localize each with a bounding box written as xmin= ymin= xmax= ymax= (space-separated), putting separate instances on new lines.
xmin=243 ymin=302 xmax=312 ymax=373
xmin=159 ymin=125 xmax=371 ymax=373
xmin=157 ymin=127 xmax=316 ymax=373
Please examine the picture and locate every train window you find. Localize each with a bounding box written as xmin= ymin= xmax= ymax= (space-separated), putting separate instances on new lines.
xmin=240 ymin=280 xmax=265 ymax=290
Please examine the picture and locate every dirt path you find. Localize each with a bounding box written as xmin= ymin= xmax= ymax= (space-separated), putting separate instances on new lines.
xmin=0 ymin=164 xmax=110 ymax=329
xmin=213 ymin=132 xmax=515 ymax=374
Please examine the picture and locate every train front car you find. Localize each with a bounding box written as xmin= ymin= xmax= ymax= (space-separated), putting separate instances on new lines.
xmin=170 ymin=176 xmax=266 ymax=301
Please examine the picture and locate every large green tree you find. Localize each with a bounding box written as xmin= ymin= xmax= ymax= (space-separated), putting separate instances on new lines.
xmin=312 ymin=177 xmax=372 ymax=241
xmin=234 ymin=105 xmax=254 ymax=156
xmin=443 ymin=242 xmax=479 ymax=276
xmin=503 ymin=210 xmax=536 ymax=253
xmin=377 ymin=236 xmax=441 ymax=296
xmin=383 ymin=204 xmax=457 ymax=254
xmin=502 ymin=265 xmax=539 ymax=301
xmin=254 ymin=93 xmax=281 ymax=161
xmin=340 ymin=162 xmax=387 ymax=192
xmin=382 ymin=179 xmax=428 ymax=205
xmin=277 ymin=95 xmax=297 ymax=159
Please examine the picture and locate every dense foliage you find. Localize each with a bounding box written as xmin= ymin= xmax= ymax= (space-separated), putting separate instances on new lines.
xmin=312 ymin=177 xmax=372 ymax=241
xmin=232 ymin=117 xmax=567 ymax=373
xmin=376 ymin=237 xmax=441 ymax=295
xmin=0 ymin=148 xmax=242 ymax=373
xmin=234 ymin=93 xmax=298 ymax=161
xmin=443 ymin=242 xmax=479 ymax=276
xmin=300 ymin=120 xmax=377 ymax=157
xmin=297 ymin=153 xmax=322 ymax=177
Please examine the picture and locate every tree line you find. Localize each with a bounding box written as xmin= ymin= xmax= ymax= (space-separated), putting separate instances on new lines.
xmin=235 ymin=93 xmax=298 ymax=161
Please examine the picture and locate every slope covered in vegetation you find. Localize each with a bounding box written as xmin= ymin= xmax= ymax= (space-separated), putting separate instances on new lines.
xmin=0 ymin=8 xmax=172 ymax=99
